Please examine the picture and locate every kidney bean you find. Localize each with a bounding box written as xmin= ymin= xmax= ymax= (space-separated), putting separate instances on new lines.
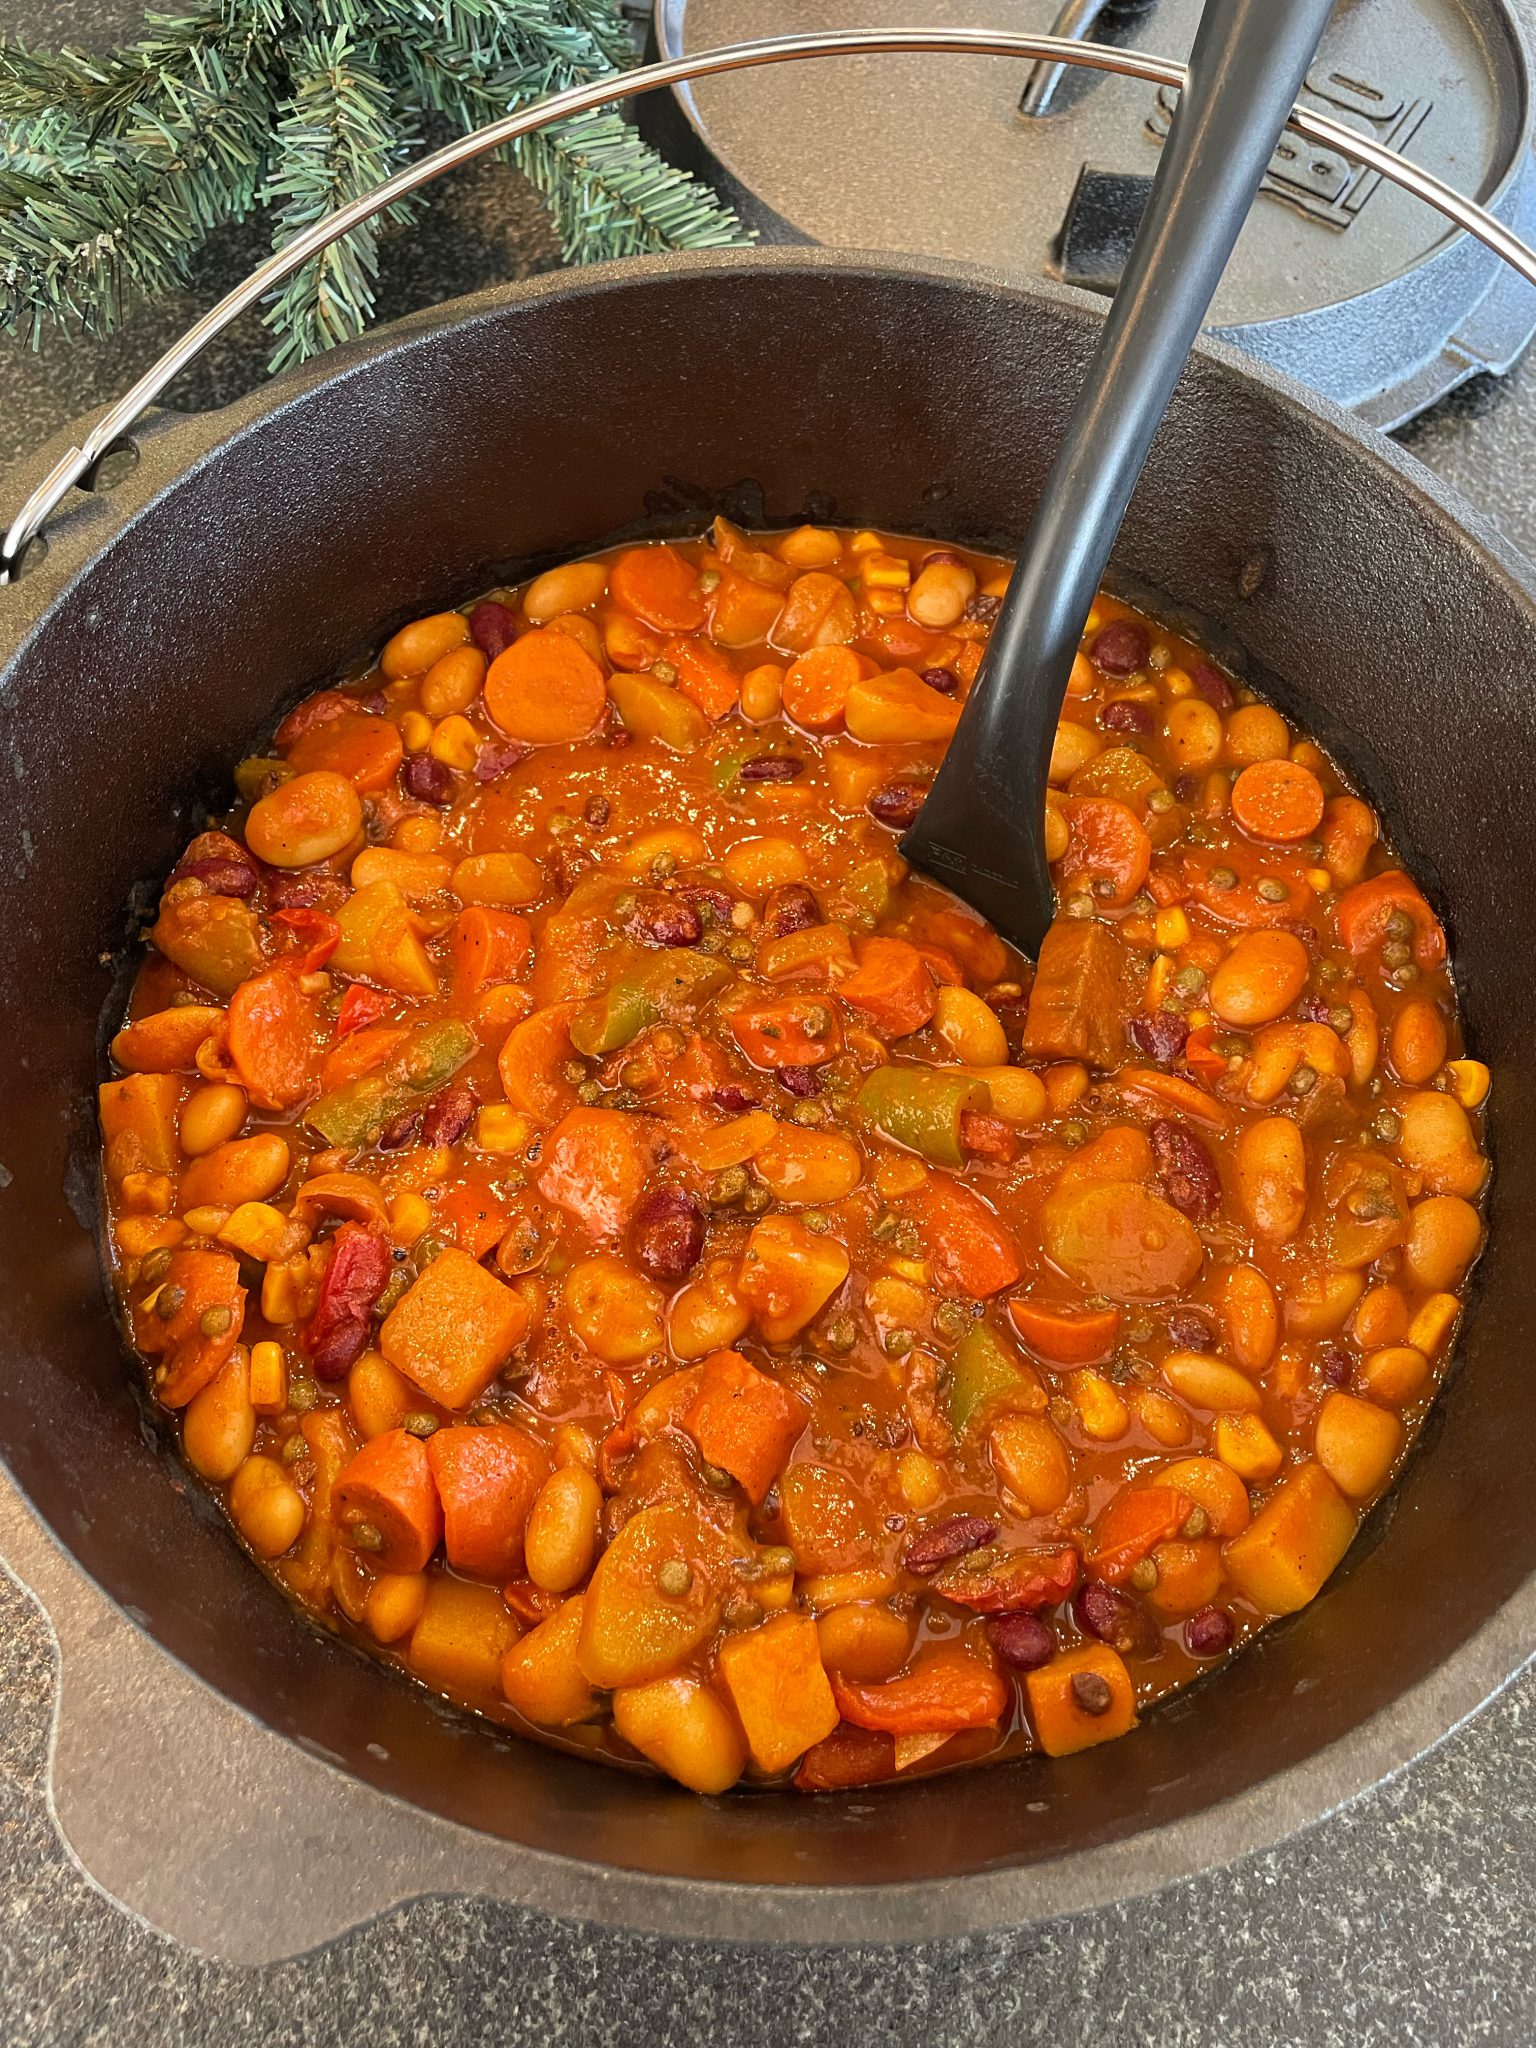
xmin=629 ymin=1186 xmax=705 ymax=1283
xmin=174 ymin=856 xmax=259 ymax=899
xmin=1317 ymin=1341 xmax=1353 ymax=1387
xmin=679 ymin=881 xmax=736 ymax=926
xmin=1166 ymin=1308 xmax=1215 ymax=1352
xmin=303 ymin=1224 xmax=392 ymax=1380
xmin=401 ymin=754 xmax=454 ymax=806
xmin=264 ymin=868 xmax=336 ymax=911
xmin=1186 ymin=1606 xmax=1235 ymax=1656
xmin=920 ymin=666 xmax=959 ymax=696
xmin=989 ymin=1611 xmax=1056 ymax=1671
xmin=711 ymin=1085 xmax=759 ymax=1114
xmin=868 ymin=783 xmax=926 ymax=830
xmin=1100 ymin=698 xmax=1155 ymax=736
xmin=475 ymin=739 xmax=531 ymax=782
xmin=419 ymin=1084 xmax=476 ymax=1148
xmin=1150 ymin=1117 xmax=1222 ymax=1222
xmin=626 ymin=891 xmax=702 ymax=948
xmin=584 ymin=794 xmax=611 ymax=829
xmin=1173 ymin=772 xmax=1199 ymax=802
xmin=377 ymin=1108 xmax=421 ymax=1151
xmin=1091 ymin=621 xmax=1150 ymax=675
xmin=739 ymin=756 xmax=803 ymax=782
xmin=1074 ymin=1580 xmax=1158 ymax=1658
xmin=905 ymin=1514 xmax=997 ymax=1575
xmin=965 ymin=593 xmax=1001 ymax=625
xmin=1191 ymin=663 xmax=1236 ymax=711
xmin=1127 ymin=1012 xmax=1189 ymax=1064
xmin=469 ymin=599 xmax=518 ymax=661
xmin=762 ymin=884 xmax=820 ymax=939
xmin=360 ymin=690 xmax=388 ymax=716
xmin=775 ymin=1064 xmax=820 ymax=1098
xmin=274 ymin=690 xmax=352 ymax=748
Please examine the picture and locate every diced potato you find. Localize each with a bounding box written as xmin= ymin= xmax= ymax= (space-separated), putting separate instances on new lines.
xmin=408 ymin=1575 xmax=519 ymax=1695
xmin=612 ymin=1676 xmax=745 ymax=1793
xmin=717 ymin=1613 xmax=839 ymax=1774
xmin=1314 ymin=1391 xmax=1403 ymax=1498
xmin=501 ymin=1596 xmax=599 ymax=1727
xmin=1223 ymin=1462 xmax=1355 ymax=1615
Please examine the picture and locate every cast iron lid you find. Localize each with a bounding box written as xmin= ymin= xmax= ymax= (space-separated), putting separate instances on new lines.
xmin=647 ymin=0 xmax=1536 ymax=425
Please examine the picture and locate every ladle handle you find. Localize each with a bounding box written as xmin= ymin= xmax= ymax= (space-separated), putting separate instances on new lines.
xmin=903 ymin=0 xmax=1338 ymax=953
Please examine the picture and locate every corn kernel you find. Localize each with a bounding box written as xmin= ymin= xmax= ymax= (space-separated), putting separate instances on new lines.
xmin=394 ymin=814 xmax=443 ymax=853
xmin=400 ymin=710 xmax=432 ymax=753
xmin=1307 ymin=868 xmax=1333 ymax=895
xmin=1214 ymin=1412 xmax=1284 ymax=1482
xmin=476 ymin=1105 xmax=534 ymax=1155
xmin=864 ymin=589 xmax=904 ymax=616
xmin=897 ymin=1450 xmax=944 ymax=1512
xmin=249 ymin=1339 xmax=288 ymax=1415
xmin=1163 ymin=666 xmax=1193 ymax=699
xmin=182 ymin=1203 xmax=231 ymax=1237
xmin=1143 ymin=956 xmax=1174 ymax=1009
xmin=1186 ymin=1008 xmax=1212 ymax=1033
xmin=861 ymin=551 xmax=912 ymax=591
xmin=850 ymin=529 xmax=884 ymax=555
xmin=1446 ymin=1059 xmax=1490 ymax=1109
xmin=429 ymin=714 xmax=478 ymax=769
xmin=888 ymin=1257 xmax=930 ymax=1286
xmin=217 ymin=1201 xmax=291 ymax=1262
xmin=875 ymin=1155 xmax=927 ymax=1199
xmin=1070 ymin=1370 xmax=1130 ymax=1442
xmin=1407 ymin=1292 xmax=1459 ymax=1357
xmin=389 ymin=1190 xmax=433 ymax=1245
xmin=1154 ymin=906 xmax=1192 ymax=950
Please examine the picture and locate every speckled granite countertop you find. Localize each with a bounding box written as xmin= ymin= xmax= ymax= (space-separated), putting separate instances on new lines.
xmin=4 ymin=2 xmax=1536 ymax=2040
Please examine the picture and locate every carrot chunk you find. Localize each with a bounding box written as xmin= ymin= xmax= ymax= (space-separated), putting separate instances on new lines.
xmin=134 ymin=1246 xmax=245 ymax=1406
xmin=781 ymin=645 xmax=861 ymax=731
xmin=1059 ymin=796 xmax=1150 ymax=907
xmin=287 ymin=708 xmax=404 ymax=792
xmin=450 ymin=906 xmax=532 ymax=1004
xmin=427 ymin=1423 xmax=550 ymax=1580
xmin=224 ymin=966 xmax=321 ymax=1111
xmin=729 ymin=993 xmax=844 ymax=1069
xmin=1007 ymin=1299 xmax=1122 ymax=1365
xmin=334 ymin=1428 xmax=443 ymax=1574
xmin=1333 ymin=869 xmax=1447 ymax=970
xmin=1021 ymin=918 xmax=1125 ymax=1068
xmin=717 ymin=1613 xmax=839 ymax=1773
xmin=609 ymin=544 xmax=707 ymax=633
xmin=1230 ymin=758 xmax=1326 ymax=844
xmin=536 ymin=1107 xmax=659 ymax=1240
xmin=903 ymin=1175 xmax=1021 ymax=1297
xmin=682 ymin=1350 xmax=805 ymax=1504
xmin=665 ymin=635 xmax=740 ymax=720
xmin=1087 ymin=1485 xmax=1192 ymax=1583
xmin=838 ymin=936 xmax=939 ymax=1039
xmin=380 ymin=1247 xmax=531 ymax=1408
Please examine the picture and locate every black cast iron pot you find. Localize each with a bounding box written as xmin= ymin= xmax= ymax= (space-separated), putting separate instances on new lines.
xmin=1 ymin=250 xmax=1532 ymax=1939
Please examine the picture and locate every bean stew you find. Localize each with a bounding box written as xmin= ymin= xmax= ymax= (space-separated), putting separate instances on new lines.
xmin=99 ymin=524 xmax=1488 ymax=1794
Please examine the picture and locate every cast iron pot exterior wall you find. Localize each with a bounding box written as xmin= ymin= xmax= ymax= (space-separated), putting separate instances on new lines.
xmin=0 ymin=252 xmax=1532 ymax=1909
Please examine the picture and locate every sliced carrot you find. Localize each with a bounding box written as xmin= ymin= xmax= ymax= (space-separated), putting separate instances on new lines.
xmin=904 ymin=1175 xmax=1021 ymax=1297
xmin=320 ymin=1023 xmax=409 ymax=1092
xmin=498 ymin=1001 xmax=582 ymax=1118
xmin=682 ymin=1349 xmax=805 ymax=1505
xmin=707 ymin=568 xmax=786 ymax=648
xmin=134 ymin=1246 xmax=245 ymax=1406
xmin=664 ymin=635 xmax=740 ymax=720
xmin=224 ymin=966 xmax=320 ymax=1111
xmin=1007 ymin=1298 xmax=1122 ymax=1365
xmin=1333 ymin=869 xmax=1446 ymax=969
xmin=450 ymin=906 xmax=532 ymax=1004
xmin=287 ymin=709 xmax=404 ymax=792
xmin=334 ymin=1429 xmax=443 ymax=1574
xmin=275 ymin=689 xmax=353 ymax=749
xmin=426 ymin=1422 xmax=550 ymax=1580
xmin=770 ymin=571 xmax=858 ymax=654
xmin=1087 ymin=1485 xmax=1192 ymax=1584
xmin=711 ymin=515 xmax=794 ymax=590
xmin=484 ymin=628 xmax=607 ymax=744
xmin=536 ymin=1106 xmax=659 ymax=1239
xmin=436 ymin=1181 xmax=514 ymax=1259
xmin=1230 ymin=758 xmax=1326 ymax=844
xmin=917 ymin=906 xmax=1009 ymax=987
xmin=831 ymin=1646 xmax=1007 ymax=1736
xmin=781 ymin=645 xmax=861 ymax=731
xmin=609 ymin=544 xmax=707 ymax=633
xmin=380 ymin=1248 xmax=531 ymax=1409
xmin=1117 ymin=1065 xmax=1232 ymax=1127
xmin=111 ymin=1004 xmax=225 ymax=1073
xmin=838 ymin=936 xmax=938 ymax=1039
xmin=1183 ymin=846 xmax=1313 ymax=928
xmin=729 ymin=993 xmax=843 ymax=1069
xmin=1059 ymin=796 xmax=1151 ymax=908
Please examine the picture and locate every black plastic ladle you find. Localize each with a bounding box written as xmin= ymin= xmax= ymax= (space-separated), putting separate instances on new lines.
xmin=902 ymin=0 xmax=1338 ymax=955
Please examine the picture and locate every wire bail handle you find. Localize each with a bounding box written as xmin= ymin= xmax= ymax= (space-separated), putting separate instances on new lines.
xmin=5 ymin=23 xmax=1536 ymax=581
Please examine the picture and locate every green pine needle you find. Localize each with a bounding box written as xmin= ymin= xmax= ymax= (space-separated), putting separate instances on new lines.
xmin=0 ymin=0 xmax=750 ymax=370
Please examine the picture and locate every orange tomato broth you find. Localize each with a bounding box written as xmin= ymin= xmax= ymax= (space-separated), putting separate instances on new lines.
xmin=99 ymin=521 xmax=1488 ymax=1794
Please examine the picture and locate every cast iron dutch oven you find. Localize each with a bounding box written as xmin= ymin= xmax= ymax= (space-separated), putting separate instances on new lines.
xmin=1 ymin=248 xmax=1533 ymax=1934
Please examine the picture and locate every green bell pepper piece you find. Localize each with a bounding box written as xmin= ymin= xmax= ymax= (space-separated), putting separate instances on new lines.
xmin=856 ymin=1064 xmax=989 ymax=1167
xmin=570 ymin=951 xmax=731 ymax=1058
xmin=948 ymin=1320 xmax=1032 ymax=1434
xmin=307 ymin=1018 xmax=475 ymax=1148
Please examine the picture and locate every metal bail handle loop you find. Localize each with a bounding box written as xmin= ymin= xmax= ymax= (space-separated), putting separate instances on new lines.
xmin=5 ymin=24 xmax=1536 ymax=581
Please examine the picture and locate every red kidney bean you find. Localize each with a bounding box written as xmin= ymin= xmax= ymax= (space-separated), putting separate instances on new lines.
xmin=775 ymin=1065 xmax=820 ymax=1098
xmin=401 ymin=755 xmax=454 ymax=805
xmin=469 ymin=599 xmax=518 ymax=661
xmin=1100 ymin=698 xmax=1155 ymax=736
xmin=606 ymin=722 xmax=634 ymax=750
xmin=583 ymin=794 xmax=611 ymax=829
xmin=174 ymin=856 xmax=259 ymax=899
xmin=419 ymin=1084 xmax=476 ymax=1148
xmin=1127 ymin=1012 xmax=1189 ymax=1064
xmin=264 ymin=869 xmax=336 ymax=911
xmin=475 ymin=739 xmax=531 ymax=783
xmin=989 ymin=1611 xmax=1056 ymax=1671
xmin=1317 ymin=1341 xmax=1353 ymax=1387
xmin=710 ymin=1085 xmax=759 ymax=1114
xmin=1074 ymin=1580 xmax=1158 ymax=1658
xmin=1186 ymin=1606 xmax=1235 ymax=1656
xmin=303 ymin=1224 xmax=392 ymax=1380
xmin=1191 ymin=663 xmax=1236 ymax=711
xmin=919 ymin=666 xmax=959 ymax=696
xmin=965 ymin=592 xmax=1001 ymax=624
xmin=625 ymin=891 xmax=702 ymax=948
xmin=1166 ymin=1308 xmax=1215 ymax=1352
xmin=678 ymin=881 xmax=736 ymax=926
xmin=275 ymin=690 xmax=353 ymax=749
xmin=629 ymin=1186 xmax=705 ymax=1283
xmin=905 ymin=1514 xmax=997 ymax=1575
xmin=1150 ymin=1117 xmax=1221 ymax=1222
xmin=868 ymin=783 xmax=926 ymax=830
xmin=377 ymin=1108 xmax=421 ymax=1150
xmin=762 ymin=884 xmax=819 ymax=939
xmin=739 ymin=756 xmax=803 ymax=782
xmin=1090 ymin=621 xmax=1150 ymax=675
xmin=360 ymin=690 xmax=388 ymax=716
xmin=1173 ymin=772 xmax=1199 ymax=802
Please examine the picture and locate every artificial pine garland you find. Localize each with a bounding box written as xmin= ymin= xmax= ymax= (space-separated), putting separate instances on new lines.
xmin=0 ymin=0 xmax=749 ymax=371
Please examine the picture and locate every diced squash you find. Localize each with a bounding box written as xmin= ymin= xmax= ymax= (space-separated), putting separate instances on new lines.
xmin=501 ymin=1596 xmax=600 ymax=1727
xmin=737 ymin=1214 xmax=851 ymax=1343
xmin=100 ymin=1072 xmax=182 ymax=1179
xmin=1313 ymin=1392 xmax=1403 ymax=1499
xmin=682 ymin=1349 xmax=805 ymax=1504
xmin=1025 ymin=1644 xmax=1137 ymax=1756
xmin=1223 ymin=1462 xmax=1356 ymax=1615
xmin=536 ymin=1107 xmax=659 ymax=1241
xmin=379 ymin=1247 xmax=530 ymax=1408
xmin=408 ymin=1575 xmax=519 ymax=1696
xmin=717 ymin=1613 xmax=839 ymax=1773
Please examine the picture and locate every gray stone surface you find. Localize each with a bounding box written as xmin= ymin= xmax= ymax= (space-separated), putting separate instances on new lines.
xmin=4 ymin=2 xmax=1536 ymax=2040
